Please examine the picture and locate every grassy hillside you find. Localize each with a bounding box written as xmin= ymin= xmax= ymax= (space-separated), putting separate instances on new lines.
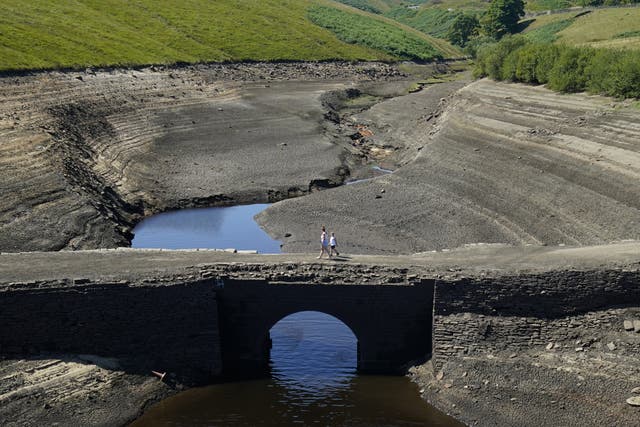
xmin=310 ymin=3 xmax=462 ymax=59
xmin=334 ymin=0 xmax=429 ymax=13
xmin=0 ymin=0 xmax=459 ymax=71
xmin=523 ymin=8 xmax=640 ymax=49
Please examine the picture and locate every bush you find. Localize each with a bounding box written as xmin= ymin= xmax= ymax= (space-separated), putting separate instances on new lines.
xmin=474 ymin=35 xmax=527 ymax=79
xmin=608 ymin=50 xmax=640 ymax=99
xmin=547 ymin=46 xmax=593 ymax=92
xmin=474 ymin=37 xmax=640 ymax=99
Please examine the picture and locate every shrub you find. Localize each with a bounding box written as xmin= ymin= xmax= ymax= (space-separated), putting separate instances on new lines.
xmin=608 ymin=50 xmax=640 ymax=99
xmin=474 ymin=35 xmax=527 ymax=79
xmin=547 ymin=46 xmax=594 ymax=92
xmin=473 ymin=37 xmax=640 ymax=99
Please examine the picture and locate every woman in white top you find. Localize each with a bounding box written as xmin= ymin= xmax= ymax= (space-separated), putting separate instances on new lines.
xmin=318 ymin=226 xmax=330 ymax=259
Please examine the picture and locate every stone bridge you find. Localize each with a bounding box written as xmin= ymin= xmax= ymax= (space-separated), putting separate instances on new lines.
xmin=1 ymin=243 xmax=640 ymax=386
xmin=0 ymin=269 xmax=434 ymax=383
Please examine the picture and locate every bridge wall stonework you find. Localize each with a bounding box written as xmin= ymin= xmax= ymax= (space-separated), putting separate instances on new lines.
xmin=0 ymin=280 xmax=222 ymax=380
xmin=2 ymin=265 xmax=639 ymax=382
xmin=432 ymin=269 xmax=640 ymax=368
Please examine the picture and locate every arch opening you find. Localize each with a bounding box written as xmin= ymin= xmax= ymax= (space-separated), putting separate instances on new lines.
xmin=268 ymin=311 xmax=358 ymax=404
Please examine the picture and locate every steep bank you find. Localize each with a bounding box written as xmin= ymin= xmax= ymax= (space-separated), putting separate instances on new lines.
xmin=0 ymin=62 xmax=410 ymax=252
xmin=258 ymin=79 xmax=640 ymax=254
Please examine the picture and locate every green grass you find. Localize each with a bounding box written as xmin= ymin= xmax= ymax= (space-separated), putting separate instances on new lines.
xmin=524 ymin=18 xmax=574 ymax=42
xmin=334 ymin=0 xmax=429 ymax=13
xmin=521 ymin=8 xmax=640 ymax=50
xmin=525 ymin=0 xmax=573 ymax=12
xmin=308 ymin=5 xmax=454 ymax=60
xmin=333 ymin=0 xmax=384 ymax=13
xmin=0 ymin=0 xmax=411 ymax=71
xmin=556 ymin=9 xmax=640 ymax=45
xmin=614 ymin=30 xmax=640 ymax=38
xmin=385 ymin=7 xmax=466 ymax=39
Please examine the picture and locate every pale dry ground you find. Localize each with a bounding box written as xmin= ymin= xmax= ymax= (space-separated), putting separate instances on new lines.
xmin=259 ymin=79 xmax=640 ymax=254
xmin=0 ymin=63 xmax=403 ymax=252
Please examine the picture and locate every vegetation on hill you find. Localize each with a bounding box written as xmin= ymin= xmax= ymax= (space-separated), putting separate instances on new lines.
xmin=522 ymin=8 xmax=640 ymax=49
xmin=0 ymin=0 xmax=459 ymax=71
xmin=308 ymin=5 xmax=444 ymax=60
xmin=523 ymin=18 xmax=574 ymax=43
xmin=334 ymin=0 xmax=429 ymax=13
xmin=385 ymin=8 xmax=464 ymax=39
xmin=474 ymin=36 xmax=640 ymax=98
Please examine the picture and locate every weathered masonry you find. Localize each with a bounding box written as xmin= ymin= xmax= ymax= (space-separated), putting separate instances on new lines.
xmin=2 ymin=254 xmax=640 ymax=384
xmin=0 ymin=276 xmax=434 ymax=382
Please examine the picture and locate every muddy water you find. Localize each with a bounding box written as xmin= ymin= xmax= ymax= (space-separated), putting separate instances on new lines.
xmin=131 ymin=312 xmax=462 ymax=427
xmin=131 ymin=204 xmax=281 ymax=253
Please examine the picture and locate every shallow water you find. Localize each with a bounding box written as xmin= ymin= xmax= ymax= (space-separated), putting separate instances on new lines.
xmin=131 ymin=204 xmax=281 ymax=253
xmin=131 ymin=312 xmax=463 ymax=427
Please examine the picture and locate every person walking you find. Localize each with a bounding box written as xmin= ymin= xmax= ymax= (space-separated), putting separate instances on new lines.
xmin=329 ymin=232 xmax=339 ymax=257
xmin=318 ymin=226 xmax=331 ymax=259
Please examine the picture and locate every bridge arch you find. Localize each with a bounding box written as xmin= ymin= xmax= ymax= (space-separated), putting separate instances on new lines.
xmin=215 ymin=279 xmax=435 ymax=377
xmin=267 ymin=310 xmax=358 ymax=371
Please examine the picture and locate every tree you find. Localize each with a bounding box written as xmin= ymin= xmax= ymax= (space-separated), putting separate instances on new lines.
xmin=481 ymin=0 xmax=525 ymax=39
xmin=447 ymin=13 xmax=480 ymax=47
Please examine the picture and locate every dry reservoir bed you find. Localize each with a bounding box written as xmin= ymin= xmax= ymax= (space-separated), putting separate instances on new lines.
xmin=2 ymin=63 xmax=640 ymax=427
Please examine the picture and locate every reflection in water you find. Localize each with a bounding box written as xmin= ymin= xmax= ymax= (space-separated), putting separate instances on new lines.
xmin=130 ymin=312 xmax=463 ymax=427
xmin=131 ymin=204 xmax=281 ymax=253
xmin=269 ymin=311 xmax=357 ymax=409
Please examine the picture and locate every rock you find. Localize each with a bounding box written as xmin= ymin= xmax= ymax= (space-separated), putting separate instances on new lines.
xmin=607 ymin=342 xmax=616 ymax=351
xmin=436 ymin=371 xmax=444 ymax=381
xmin=623 ymin=320 xmax=634 ymax=331
xmin=631 ymin=387 xmax=640 ymax=394
xmin=575 ymin=347 xmax=584 ymax=352
xmin=627 ymin=396 xmax=640 ymax=407
xmin=546 ymin=342 xmax=554 ymax=350
xmin=634 ymin=320 xmax=640 ymax=333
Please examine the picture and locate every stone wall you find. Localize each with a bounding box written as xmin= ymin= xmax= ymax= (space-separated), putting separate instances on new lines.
xmin=0 ymin=279 xmax=222 ymax=382
xmin=433 ymin=270 xmax=640 ymax=367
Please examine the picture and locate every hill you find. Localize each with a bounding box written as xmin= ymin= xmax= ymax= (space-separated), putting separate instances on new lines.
xmin=0 ymin=0 xmax=459 ymax=72
xmin=522 ymin=8 xmax=640 ymax=49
